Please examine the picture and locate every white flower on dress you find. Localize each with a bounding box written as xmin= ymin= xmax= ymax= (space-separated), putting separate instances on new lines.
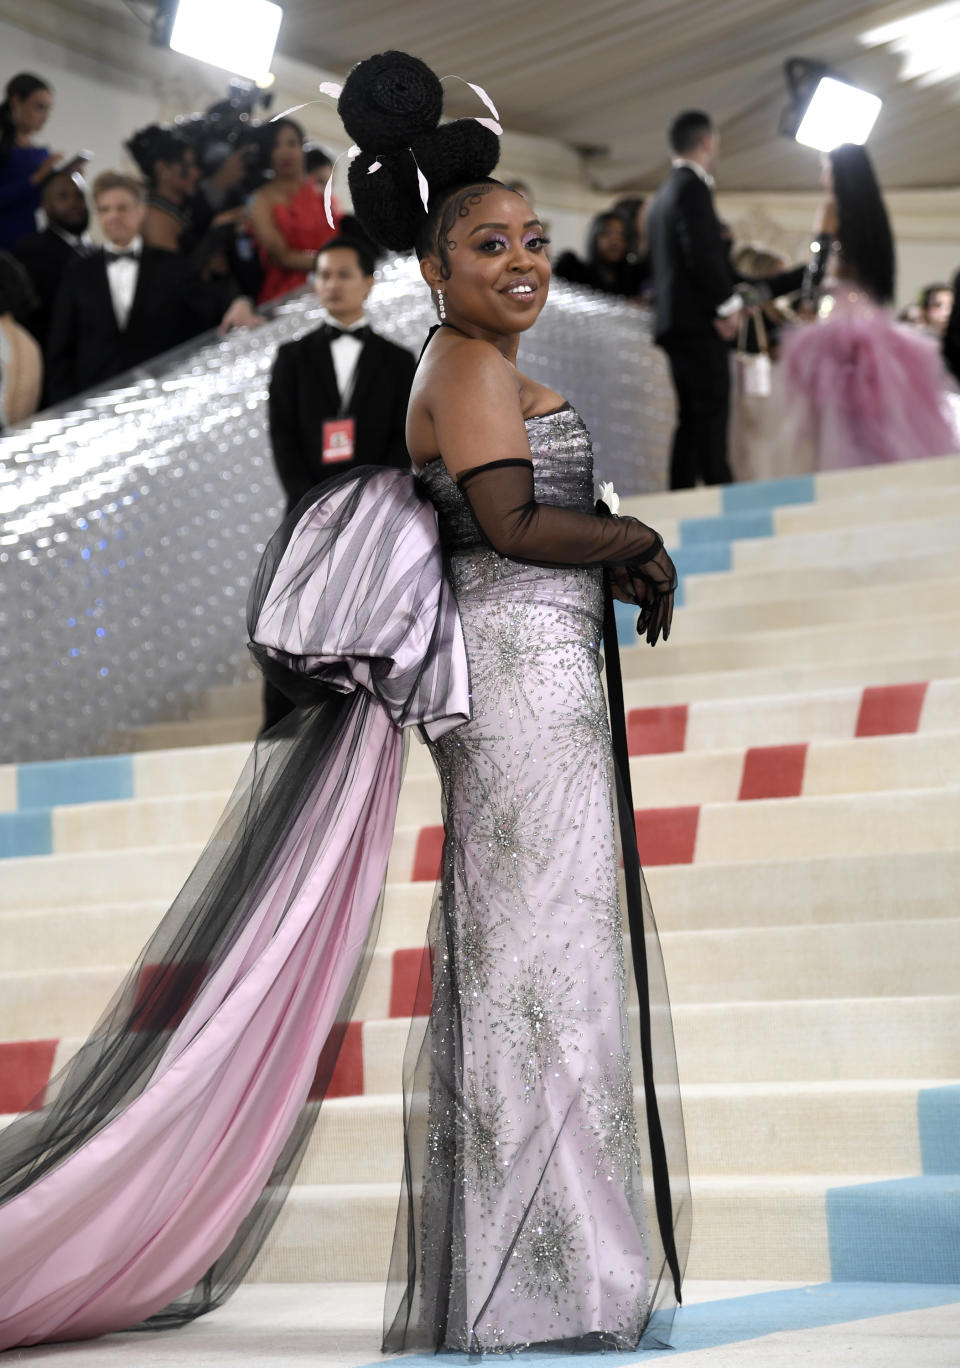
xmin=598 ymin=481 xmax=620 ymax=515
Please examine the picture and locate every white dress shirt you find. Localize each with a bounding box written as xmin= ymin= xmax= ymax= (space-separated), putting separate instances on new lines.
xmin=671 ymin=159 xmax=742 ymax=319
xmin=104 ymin=234 xmax=143 ymax=331
xmin=672 ymin=157 xmax=716 ymax=191
xmin=321 ymin=311 xmax=367 ymax=406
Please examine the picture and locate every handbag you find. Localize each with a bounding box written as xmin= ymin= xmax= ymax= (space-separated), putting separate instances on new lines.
xmin=736 ymin=305 xmax=772 ymax=398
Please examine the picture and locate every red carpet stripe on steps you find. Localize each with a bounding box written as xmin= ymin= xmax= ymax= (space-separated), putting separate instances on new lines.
xmin=389 ymin=947 xmax=433 ymax=1018
xmin=0 ymin=1039 xmax=57 ymax=1113
xmin=739 ymin=744 xmax=808 ymax=801
xmin=634 ymin=806 xmax=699 ymax=865
xmin=311 ymin=1019 xmax=364 ymax=1099
xmin=855 ymin=682 xmax=929 ymax=737
xmin=412 ymin=826 xmax=445 ymax=882
xmin=627 ymin=704 xmax=688 ymax=754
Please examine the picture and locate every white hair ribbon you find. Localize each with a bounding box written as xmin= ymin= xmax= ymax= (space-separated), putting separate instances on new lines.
xmin=410 ymin=150 xmax=430 ymax=212
xmin=270 ymin=79 xmax=343 ymax=124
xmin=322 ymin=144 xmax=360 ymax=230
xmin=282 ymin=71 xmax=501 ymax=230
xmin=361 ymin=148 xmax=429 ymax=212
xmin=440 ymin=75 xmax=500 ymax=122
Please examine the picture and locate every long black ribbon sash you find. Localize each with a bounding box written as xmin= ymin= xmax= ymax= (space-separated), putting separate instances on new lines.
xmin=601 ymin=572 xmax=684 ymax=1304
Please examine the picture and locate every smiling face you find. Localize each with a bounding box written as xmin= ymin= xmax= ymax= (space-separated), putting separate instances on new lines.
xmin=419 ymin=185 xmax=551 ymax=341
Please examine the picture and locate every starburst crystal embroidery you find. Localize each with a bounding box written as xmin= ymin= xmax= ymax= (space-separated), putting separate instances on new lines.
xmin=510 ymin=1188 xmax=582 ymax=1304
xmin=461 ymin=1069 xmax=511 ymax=1199
xmin=584 ymin=1065 xmax=641 ymax=1185
xmin=491 ymin=959 xmax=586 ymax=1091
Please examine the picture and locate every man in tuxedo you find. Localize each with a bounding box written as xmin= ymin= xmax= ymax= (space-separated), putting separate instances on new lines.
xmin=45 ymin=171 xmax=257 ymax=404
xmin=646 ymin=110 xmax=743 ymax=488
xmin=12 ymin=171 xmax=94 ymax=355
xmin=268 ymin=234 xmax=415 ymax=513
xmin=263 ymin=233 xmax=416 ymax=728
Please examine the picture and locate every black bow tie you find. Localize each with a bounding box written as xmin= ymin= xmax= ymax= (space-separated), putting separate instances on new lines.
xmin=104 ymin=249 xmax=139 ymax=263
xmin=323 ymin=323 xmax=368 ymax=341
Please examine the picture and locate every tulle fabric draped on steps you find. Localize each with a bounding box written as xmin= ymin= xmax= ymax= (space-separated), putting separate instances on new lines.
xmin=0 ymin=468 xmax=469 ymax=1350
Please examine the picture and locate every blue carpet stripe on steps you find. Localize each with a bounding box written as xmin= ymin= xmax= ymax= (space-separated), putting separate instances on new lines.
xmin=827 ymin=1083 xmax=960 ymax=1283
xmin=722 ymin=475 xmax=815 ymax=513
xmin=0 ymin=810 xmax=52 ymax=858
xmin=357 ymin=1283 xmax=960 ymax=1363
xmin=827 ymin=1176 xmax=960 ymax=1283
xmin=678 ymin=509 xmax=774 ymax=547
xmin=919 ymin=1085 xmax=960 ymax=1174
xmin=0 ymin=755 xmax=134 ymax=817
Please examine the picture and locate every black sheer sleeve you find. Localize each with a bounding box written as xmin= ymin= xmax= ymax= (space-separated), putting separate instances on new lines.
xmin=457 ymin=457 xmax=676 ymax=644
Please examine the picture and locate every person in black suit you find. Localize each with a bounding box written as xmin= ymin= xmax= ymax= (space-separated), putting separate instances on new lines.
xmin=263 ymin=232 xmax=416 ymax=728
xmin=12 ymin=170 xmax=94 ymax=356
xmin=268 ymin=234 xmax=415 ymax=511
xmin=646 ymin=111 xmax=743 ymax=488
xmin=45 ymin=171 xmax=258 ymax=404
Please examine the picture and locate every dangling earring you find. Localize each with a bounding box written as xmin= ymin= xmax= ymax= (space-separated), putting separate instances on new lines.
xmin=436 ymin=288 xmax=446 ymax=322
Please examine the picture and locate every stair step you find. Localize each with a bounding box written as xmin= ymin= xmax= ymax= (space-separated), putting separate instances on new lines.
xmin=21 ymin=732 xmax=955 ymax=858
xmin=214 ymin=1079 xmax=947 ymax=1185
xmin=683 ymin=547 xmax=960 ymax=608
xmin=357 ymin=996 xmax=960 ymax=1091
xmin=2 ymin=915 xmax=956 ymax=1016
xmin=249 ymin=1172 xmax=933 ymax=1284
xmin=621 ymin=611 xmax=960 ymax=678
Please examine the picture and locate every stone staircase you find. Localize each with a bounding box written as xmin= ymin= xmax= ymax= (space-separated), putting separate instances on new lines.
xmin=1 ymin=454 xmax=959 ymax=1292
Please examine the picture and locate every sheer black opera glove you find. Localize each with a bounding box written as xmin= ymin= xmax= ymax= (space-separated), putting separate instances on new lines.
xmin=457 ymin=457 xmax=677 ymax=645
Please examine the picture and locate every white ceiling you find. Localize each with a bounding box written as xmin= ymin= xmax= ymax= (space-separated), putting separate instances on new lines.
xmin=272 ymin=0 xmax=960 ymax=193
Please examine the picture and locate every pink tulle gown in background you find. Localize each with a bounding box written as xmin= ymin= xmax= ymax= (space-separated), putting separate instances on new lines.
xmin=780 ymin=284 xmax=959 ymax=471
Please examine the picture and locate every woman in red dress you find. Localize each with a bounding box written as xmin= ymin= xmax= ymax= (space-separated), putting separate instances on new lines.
xmin=250 ymin=117 xmax=341 ymax=305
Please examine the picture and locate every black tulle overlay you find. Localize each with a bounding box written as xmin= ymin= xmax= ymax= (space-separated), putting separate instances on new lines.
xmin=0 ymin=467 xmax=470 ymax=1349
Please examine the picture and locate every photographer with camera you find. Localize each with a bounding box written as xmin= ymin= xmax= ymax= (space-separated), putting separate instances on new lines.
xmin=249 ymin=117 xmax=341 ymax=304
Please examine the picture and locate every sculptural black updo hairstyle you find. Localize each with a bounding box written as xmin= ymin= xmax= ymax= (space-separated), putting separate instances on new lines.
xmin=340 ymin=50 xmax=501 ymax=258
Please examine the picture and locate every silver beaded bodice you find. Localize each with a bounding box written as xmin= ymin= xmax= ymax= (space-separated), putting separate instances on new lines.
xmin=416 ymin=403 xmax=597 ymax=555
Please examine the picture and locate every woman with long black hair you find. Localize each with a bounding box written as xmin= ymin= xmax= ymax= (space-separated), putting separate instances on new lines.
xmin=781 ymin=142 xmax=956 ymax=468
xmin=554 ymin=209 xmax=645 ymax=297
xmin=0 ymin=73 xmax=60 ymax=252
xmin=249 ymin=116 xmax=341 ymax=304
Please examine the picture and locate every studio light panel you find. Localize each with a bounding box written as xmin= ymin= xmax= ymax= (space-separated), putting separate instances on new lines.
xmin=169 ymin=0 xmax=283 ymax=82
xmin=795 ymin=76 xmax=882 ymax=152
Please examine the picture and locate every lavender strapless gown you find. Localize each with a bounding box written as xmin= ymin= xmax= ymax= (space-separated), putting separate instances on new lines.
xmin=384 ymin=406 xmax=682 ymax=1353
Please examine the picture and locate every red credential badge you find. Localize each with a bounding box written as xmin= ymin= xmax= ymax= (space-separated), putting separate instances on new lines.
xmin=321 ymin=417 xmax=356 ymax=464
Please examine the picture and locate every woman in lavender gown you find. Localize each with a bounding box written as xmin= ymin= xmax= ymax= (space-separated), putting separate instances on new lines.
xmin=0 ymin=52 xmax=687 ymax=1354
